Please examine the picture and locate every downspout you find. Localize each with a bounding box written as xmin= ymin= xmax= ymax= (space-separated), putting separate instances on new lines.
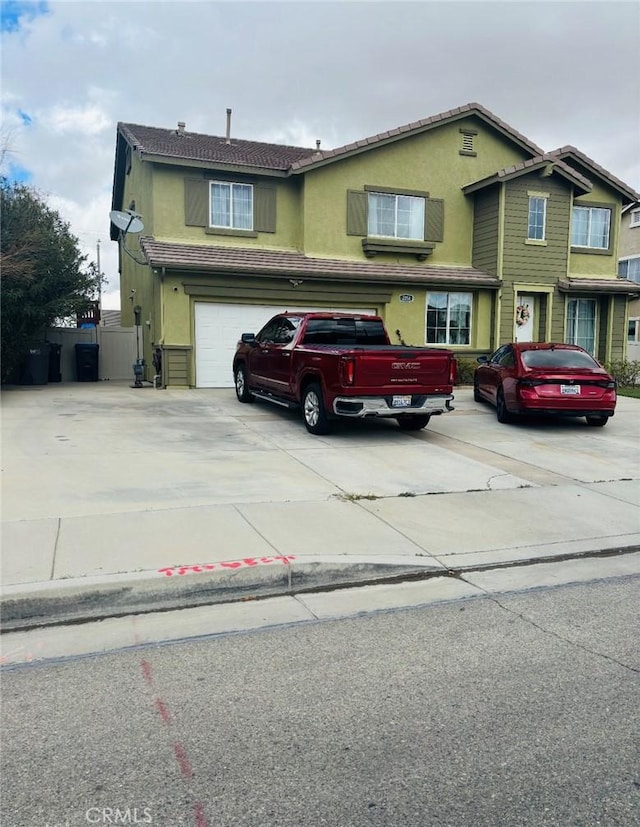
xmin=494 ymin=183 xmax=505 ymax=348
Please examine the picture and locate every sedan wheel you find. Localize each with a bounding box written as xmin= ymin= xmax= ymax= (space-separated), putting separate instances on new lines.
xmin=585 ymin=415 xmax=609 ymax=427
xmin=496 ymin=388 xmax=512 ymax=424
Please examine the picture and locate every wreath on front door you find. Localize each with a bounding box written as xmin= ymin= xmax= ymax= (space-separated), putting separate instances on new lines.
xmin=516 ymin=304 xmax=531 ymax=327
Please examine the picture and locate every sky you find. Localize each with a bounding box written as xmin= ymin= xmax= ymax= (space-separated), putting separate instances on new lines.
xmin=2 ymin=0 xmax=639 ymax=310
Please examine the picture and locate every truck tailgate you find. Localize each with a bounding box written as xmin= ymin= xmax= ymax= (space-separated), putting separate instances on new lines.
xmin=352 ymin=347 xmax=453 ymax=391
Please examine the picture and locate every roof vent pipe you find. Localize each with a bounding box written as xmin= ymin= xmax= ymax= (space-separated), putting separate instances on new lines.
xmin=177 ymin=121 xmax=185 ymax=136
xmin=225 ymin=108 xmax=232 ymax=144
xmin=316 ymin=140 xmax=321 ymax=150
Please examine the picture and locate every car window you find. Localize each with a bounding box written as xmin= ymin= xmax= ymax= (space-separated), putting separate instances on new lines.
xmin=256 ymin=319 xmax=281 ymax=343
xmin=497 ymin=347 xmax=515 ymax=368
xmin=522 ymin=350 xmax=600 ymax=369
xmin=490 ymin=345 xmax=508 ymax=363
xmin=302 ymin=317 xmax=387 ymax=346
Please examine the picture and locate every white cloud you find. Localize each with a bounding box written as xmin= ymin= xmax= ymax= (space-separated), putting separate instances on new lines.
xmin=1 ymin=0 xmax=638 ymax=318
xmin=46 ymin=103 xmax=111 ymax=136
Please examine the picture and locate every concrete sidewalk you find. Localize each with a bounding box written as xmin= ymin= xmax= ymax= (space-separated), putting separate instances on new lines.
xmin=2 ymin=383 xmax=639 ymax=629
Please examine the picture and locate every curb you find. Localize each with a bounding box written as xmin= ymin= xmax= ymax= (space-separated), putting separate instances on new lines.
xmin=1 ymin=558 xmax=446 ymax=632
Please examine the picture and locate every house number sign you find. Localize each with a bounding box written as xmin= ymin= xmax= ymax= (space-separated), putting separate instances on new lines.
xmin=399 ymin=294 xmax=414 ymax=303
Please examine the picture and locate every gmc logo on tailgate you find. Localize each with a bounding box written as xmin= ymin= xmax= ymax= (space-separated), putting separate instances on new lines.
xmin=391 ymin=362 xmax=421 ymax=370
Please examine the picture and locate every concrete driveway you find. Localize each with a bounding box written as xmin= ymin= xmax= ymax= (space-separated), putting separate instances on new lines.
xmin=1 ymin=382 xmax=639 ymax=626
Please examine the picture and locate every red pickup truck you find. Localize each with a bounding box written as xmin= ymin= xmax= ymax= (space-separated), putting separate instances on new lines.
xmin=233 ymin=312 xmax=456 ymax=435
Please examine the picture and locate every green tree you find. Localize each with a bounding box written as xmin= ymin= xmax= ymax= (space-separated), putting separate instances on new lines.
xmin=1 ymin=180 xmax=101 ymax=383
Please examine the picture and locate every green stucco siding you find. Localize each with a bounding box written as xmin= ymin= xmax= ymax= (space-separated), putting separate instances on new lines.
xmin=151 ymin=166 xmax=303 ymax=250
xmin=301 ymin=118 xmax=530 ymax=265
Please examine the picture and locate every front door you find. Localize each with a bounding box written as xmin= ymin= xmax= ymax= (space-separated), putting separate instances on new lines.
xmin=515 ymin=295 xmax=535 ymax=342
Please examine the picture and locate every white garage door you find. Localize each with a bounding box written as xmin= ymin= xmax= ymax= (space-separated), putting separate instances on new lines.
xmin=194 ymin=302 xmax=376 ymax=387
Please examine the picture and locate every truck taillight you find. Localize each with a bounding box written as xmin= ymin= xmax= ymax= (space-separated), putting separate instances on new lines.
xmin=449 ymin=359 xmax=457 ymax=386
xmin=340 ymin=356 xmax=355 ymax=386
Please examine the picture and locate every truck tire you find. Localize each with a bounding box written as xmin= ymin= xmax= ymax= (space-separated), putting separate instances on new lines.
xmin=302 ymin=383 xmax=331 ymax=435
xmin=396 ymin=415 xmax=431 ymax=431
xmin=234 ymin=365 xmax=254 ymax=403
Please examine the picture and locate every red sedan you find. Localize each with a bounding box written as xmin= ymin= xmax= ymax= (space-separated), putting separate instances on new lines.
xmin=474 ymin=343 xmax=616 ymax=426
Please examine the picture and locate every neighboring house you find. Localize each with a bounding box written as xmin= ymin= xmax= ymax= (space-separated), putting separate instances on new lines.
xmin=110 ymin=102 xmax=640 ymax=388
xmin=619 ymin=202 xmax=640 ymax=360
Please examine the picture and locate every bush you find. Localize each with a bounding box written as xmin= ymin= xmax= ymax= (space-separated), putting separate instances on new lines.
xmin=455 ymin=357 xmax=478 ymax=386
xmin=604 ymin=360 xmax=640 ymax=387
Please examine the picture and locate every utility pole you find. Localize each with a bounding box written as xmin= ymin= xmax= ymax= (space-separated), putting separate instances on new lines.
xmin=97 ymin=239 xmax=103 ymax=326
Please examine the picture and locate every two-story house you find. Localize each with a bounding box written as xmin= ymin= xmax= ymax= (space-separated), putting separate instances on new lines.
xmin=619 ymin=202 xmax=640 ymax=360
xmin=110 ymin=102 xmax=640 ymax=388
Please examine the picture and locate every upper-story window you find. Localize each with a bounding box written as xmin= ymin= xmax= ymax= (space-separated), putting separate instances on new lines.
xmin=527 ymin=196 xmax=547 ymax=241
xmin=571 ymin=205 xmax=611 ymax=250
xmin=210 ymin=181 xmax=253 ymax=230
xmin=629 ymin=208 xmax=640 ymax=228
xmin=618 ymin=256 xmax=640 ymax=283
xmin=367 ymin=192 xmax=425 ymax=240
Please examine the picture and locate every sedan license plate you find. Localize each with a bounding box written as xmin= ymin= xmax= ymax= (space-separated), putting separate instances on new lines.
xmin=392 ymin=395 xmax=412 ymax=408
xmin=560 ymin=385 xmax=580 ymax=395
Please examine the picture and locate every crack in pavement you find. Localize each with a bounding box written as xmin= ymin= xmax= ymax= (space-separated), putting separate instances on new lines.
xmin=460 ymin=575 xmax=640 ymax=675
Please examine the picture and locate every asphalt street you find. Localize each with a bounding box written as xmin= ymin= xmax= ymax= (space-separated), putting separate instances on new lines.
xmin=2 ymin=574 xmax=639 ymax=827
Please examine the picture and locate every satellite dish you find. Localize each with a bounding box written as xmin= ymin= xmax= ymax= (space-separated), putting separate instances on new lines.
xmin=110 ymin=209 xmax=144 ymax=234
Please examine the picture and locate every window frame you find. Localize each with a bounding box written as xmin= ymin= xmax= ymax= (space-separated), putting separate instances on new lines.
xmin=570 ymin=204 xmax=612 ymax=252
xmin=618 ymin=255 xmax=640 ymax=283
xmin=367 ymin=190 xmax=426 ymax=241
xmin=566 ymin=298 xmax=597 ymax=356
xmin=527 ymin=194 xmax=547 ymax=241
xmin=629 ymin=208 xmax=640 ymax=229
xmin=627 ymin=318 xmax=639 ymax=344
xmin=209 ymin=180 xmax=254 ymax=231
xmin=426 ymin=291 xmax=472 ymax=347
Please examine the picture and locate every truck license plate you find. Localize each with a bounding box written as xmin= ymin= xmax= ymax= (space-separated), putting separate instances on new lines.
xmin=560 ymin=385 xmax=580 ymax=395
xmin=392 ymin=395 xmax=412 ymax=408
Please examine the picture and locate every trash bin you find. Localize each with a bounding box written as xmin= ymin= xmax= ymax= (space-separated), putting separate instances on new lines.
xmin=75 ymin=342 xmax=99 ymax=382
xmin=48 ymin=342 xmax=62 ymax=383
xmin=21 ymin=342 xmax=51 ymax=385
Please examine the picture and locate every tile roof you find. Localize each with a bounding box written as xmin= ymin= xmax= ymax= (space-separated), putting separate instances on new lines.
xmin=139 ymin=238 xmax=500 ymax=288
xmin=550 ymin=146 xmax=640 ymax=202
xmin=558 ymin=277 xmax=640 ymax=295
xmin=462 ymin=154 xmax=593 ymax=194
xmin=118 ymin=122 xmax=316 ymax=171
xmin=289 ymin=103 xmax=546 ymax=171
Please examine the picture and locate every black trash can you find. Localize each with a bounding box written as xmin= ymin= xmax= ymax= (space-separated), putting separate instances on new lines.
xmin=21 ymin=342 xmax=51 ymax=385
xmin=48 ymin=342 xmax=62 ymax=383
xmin=75 ymin=342 xmax=99 ymax=382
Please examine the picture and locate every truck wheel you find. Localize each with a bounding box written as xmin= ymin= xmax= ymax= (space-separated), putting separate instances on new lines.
xmin=396 ymin=415 xmax=431 ymax=431
xmin=234 ymin=365 xmax=254 ymax=403
xmin=473 ymin=376 xmax=483 ymax=403
xmin=302 ymin=383 xmax=331 ymax=435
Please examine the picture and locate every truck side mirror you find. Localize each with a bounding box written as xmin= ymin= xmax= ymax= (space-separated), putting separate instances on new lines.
xmin=241 ymin=333 xmax=256 ymax=344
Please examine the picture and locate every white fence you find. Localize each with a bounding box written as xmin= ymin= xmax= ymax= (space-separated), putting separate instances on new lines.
xmin=46 ymin=326 xmax=137 ymax=382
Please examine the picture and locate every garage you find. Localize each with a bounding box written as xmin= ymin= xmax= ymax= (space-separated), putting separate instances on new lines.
xmin=194 ymin=302 xmax=376 ymax=387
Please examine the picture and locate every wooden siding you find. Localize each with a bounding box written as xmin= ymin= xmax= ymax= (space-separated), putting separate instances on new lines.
xmin=550 ymin=288 xmax=565 ymax=342
xmin=502 ymin=177 xmax=571 ymax=284
xmin=597 ymin=297 xmax=609 ymax=362
xmin=610 ymin=295 xmax=627 ymax=360
xmin=471 ymin=188 xmax=499 ymax=276
xmin=165 ymin=346 xmax=191 ymax=387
